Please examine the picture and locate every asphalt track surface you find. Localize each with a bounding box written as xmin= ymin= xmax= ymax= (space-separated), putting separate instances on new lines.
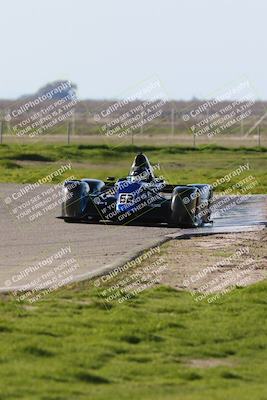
xmin=0 ymin=183 xmax=266 ymax=292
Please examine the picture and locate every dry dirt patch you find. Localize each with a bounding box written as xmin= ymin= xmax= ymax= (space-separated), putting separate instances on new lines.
xmin=159 ymin=230 xmax=267 ymax=293
xmin=185 ymin=358 xmax=234 ymax=368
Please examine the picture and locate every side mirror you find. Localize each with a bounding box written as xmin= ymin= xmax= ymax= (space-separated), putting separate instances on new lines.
xmin=106 ymin=176 xmax=115 ymax=181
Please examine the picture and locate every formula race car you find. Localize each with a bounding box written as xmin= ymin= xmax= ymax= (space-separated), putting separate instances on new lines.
xmin=59 ymin=153 xmax=213 ymax=228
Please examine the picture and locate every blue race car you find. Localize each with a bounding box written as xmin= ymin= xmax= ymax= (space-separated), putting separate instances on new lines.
xmin=59 ymin=153 xmax=213 ymax=228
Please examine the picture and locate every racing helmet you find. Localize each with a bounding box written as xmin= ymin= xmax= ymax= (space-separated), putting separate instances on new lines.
xmin=129 ymin=153 xmax=155 ymax=182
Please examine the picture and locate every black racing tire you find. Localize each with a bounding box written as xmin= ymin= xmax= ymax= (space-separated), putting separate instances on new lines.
xmin=168 ymin=186 xmax=201 ymax=228
xmin=61 ymin=179 xmax=106 ymax=221
xmin=88 ymin=217 xmax=101 ymax=223
xmin=63 ymin=218 xmax=81 ymax=223
xmin=187 ymin=184 xmax=213 ymax=223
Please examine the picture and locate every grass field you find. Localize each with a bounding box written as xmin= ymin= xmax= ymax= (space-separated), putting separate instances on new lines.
xmin=0 ymin=143 xmax=266 ymax=399
xmin=0 ymin=277 xmax=266 ymax=400
xmin=0 ymin=143 xmax=266 ymax=193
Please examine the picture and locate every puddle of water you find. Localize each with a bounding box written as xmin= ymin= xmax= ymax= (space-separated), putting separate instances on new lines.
xmin=213 ymin=195 xmax=267 ymax=227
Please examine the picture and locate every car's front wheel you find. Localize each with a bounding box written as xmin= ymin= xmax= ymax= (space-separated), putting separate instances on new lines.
xmin=168 ymin=186 xmax=201 ymax=228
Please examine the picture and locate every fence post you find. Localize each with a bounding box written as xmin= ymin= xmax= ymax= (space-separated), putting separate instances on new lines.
xmin=240 ymin=119 xmax=244 ymax=136
xmin=140 ymin=114 xmax=144 ymax=135
xmin=171 ymin=108 xmax=174 ymax=136
xmin=72 ymin=111 xmax=75 ymax=139
xmin=67 ymin=120 xmax=71 ymax=145
xmin=67 ymin=110 xmax=75 ymax=145
xmin=0 ymin=120 xmax=3 ymax=144
xmin=257 ymin=125 xmax=261 ymax=147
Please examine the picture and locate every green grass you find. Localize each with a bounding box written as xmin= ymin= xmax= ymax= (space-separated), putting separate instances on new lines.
xmin=0 ymin=144 xmax=266 ymax=193
xmin=0 ymin=280 xmax=267 ymax=399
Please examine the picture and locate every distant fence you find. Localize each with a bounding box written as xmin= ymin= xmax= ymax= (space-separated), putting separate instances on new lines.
xmin=0 ymin=104 xmax=266 ymax=147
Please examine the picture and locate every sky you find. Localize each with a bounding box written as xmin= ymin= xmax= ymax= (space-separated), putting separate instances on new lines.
xmin=0 ymin=0 xmax=266 ymax=100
